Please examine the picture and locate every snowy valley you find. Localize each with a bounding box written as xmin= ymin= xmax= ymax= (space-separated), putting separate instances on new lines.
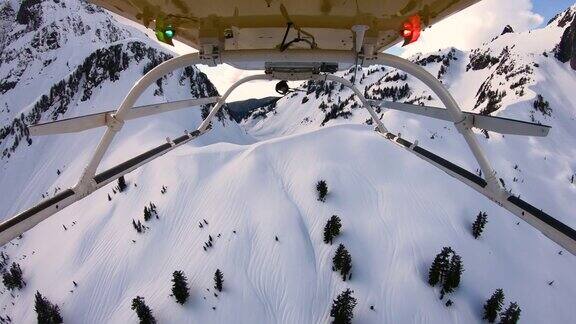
xmin=0 ymin=0 xmax=576 ymax=323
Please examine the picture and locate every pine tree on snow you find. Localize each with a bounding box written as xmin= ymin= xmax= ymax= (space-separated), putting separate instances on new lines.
xmin=499 ymin=302 xmax=521 ymax=324
xmin=428 ymin=247 xmax=452 ymax=286
xmin=483 ymin=289 xmax=505 ymax=323
xmin=149 ymin=202 xmax=158 ymax=219
xmin=171 ymin=270 xmax=190 ymax=304
xmin=323 ymin=220 xmax=333 ymax=244
xmin=316 ymin=180 xmax=328 ymax=202
xmin=214 ymin=269 xmax=224 ymax=292
xmin=332 ymin=244 xmax=352 ymax=281
xmin=441 ymin=254 xmax=463 ymax=299
xmin=2 ymin=262 xmax=25 ymax=291
xmin=472 ymin=211 xmax=488 ymax=239
xmin=118 ymin=176 xmax=127 ymax=192
xmin=330 ymin=289 xmax=357 ymax=324
xmin=324 ymin=215 xmax=342 ymax=244
xmin=143 ymin=206 xmax=151 ymax=222
xmin=131 ymin=296 xmax=156 ymax=324
xmin=34 ymin=291 xmax=63 ymax=324
xmin=428 ymin=247 xmax=463 ymax=299
xmin=329 ymin=215 xmax=342 ymax=238
xmin=9 ymin=263 xmax=24 ymax=289
xmin=132 ymin=219 xmax=143 ymax=233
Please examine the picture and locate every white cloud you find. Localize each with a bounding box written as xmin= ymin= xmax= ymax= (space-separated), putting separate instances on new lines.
xmin=401 ymin=0 xmax=544 ymax=57
xmin=196 ymin=65 xmax=279 ymax=101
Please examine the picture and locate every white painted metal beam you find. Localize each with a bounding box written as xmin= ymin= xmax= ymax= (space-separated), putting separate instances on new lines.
xmin=370 ymin=100 xmax=551 ymax=137
xmin=29 ymin=97 xmax=220 ymax=136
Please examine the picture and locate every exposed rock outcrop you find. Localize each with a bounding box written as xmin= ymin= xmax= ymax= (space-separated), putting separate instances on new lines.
xmin=554 ymin=9 xmax=576 ymax=70
xmin=501 ymin=25 xmax=514 ymax=35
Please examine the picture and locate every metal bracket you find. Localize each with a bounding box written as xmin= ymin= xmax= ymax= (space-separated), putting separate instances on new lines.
xmin=269 ymin=70 xmax=316 ymax=81
xmin=74 ymin=177 xmax=97 ymax=199
xmin=351 ymin=25 xmax=369 ymax=53
xmin=200 ymin=44 xmax=221 ymax=66
xmin=105 ymin=113 xmax=125 ymax=132
xmin=264 ymin=62 xmax=331 ymax=81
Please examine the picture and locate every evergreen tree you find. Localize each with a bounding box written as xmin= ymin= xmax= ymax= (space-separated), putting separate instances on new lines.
xmin=316 ymin=180 xmax=328 ymax=202
xmin=472 ymin=211 xmax=488 ymax=239
xmin=118 ymin=176 xmax=127 ymax=192
xmin=428 ymin=247 xmax=463 ymax=299
xmin=143 ymin=207 xmax=151 ymax=222
xmin=330 ymin=215 xmax=342 ymax=240
xmin=323 ymin=215 xmax=342 ymax=244
xmin=214 ymin=269 xmax=224 ymax=292
xmin=330 ymin=289 xmax=357 ymax=324
xmin=449 ymin=254 xmax=463 ymax=288
xmin=34 ymin=291 xmax=63 ymax=324
xmin=428 ymin=255 xmax=442 ymax=286
xmin=131 ymin=296 xmax=156 ymax=324
xmin=132 ymin=219 xmax=143 ymax=233
xmin=428 ymin=247 xmax=452 ymax=286
xmin=332 ymin=244 xmax=352 ymax=281
xmin=483 ymin=289 xmax=505 ymax=323
xmin=499 ymin=302 xmax=521 ymax=324
xmin=9 ymin=262 xmax=24 ymax=289
xmin=323 ymin=220 xmax=333 ymax=244
xmin=441 ymin=254 xmax=463 ymax=299
xmin=2 ymin=262 xmax=25 ymax=291
xmin=171 ymin=270 xmax=190 ymax=304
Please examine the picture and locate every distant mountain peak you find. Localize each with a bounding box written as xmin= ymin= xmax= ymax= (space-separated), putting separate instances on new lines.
xmin=547 ymin=3 xmax=576 ymax=28
xmin=553 ymin=4 xmax=576 ymax=70
xmin=501 ymin=25 xmax=514 ymax=35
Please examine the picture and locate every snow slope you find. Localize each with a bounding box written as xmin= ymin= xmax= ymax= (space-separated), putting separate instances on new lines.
xmin=0 ymin=1 xmax=575 ymax=323
xmin=3 ymin=125 xmax=576 ymax=323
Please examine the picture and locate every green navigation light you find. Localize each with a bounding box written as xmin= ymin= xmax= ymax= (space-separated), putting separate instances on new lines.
xmin=154 ymin=18 xmax=175 ymax=45
xmin=164 ymin=26 xmax=175 ymax=39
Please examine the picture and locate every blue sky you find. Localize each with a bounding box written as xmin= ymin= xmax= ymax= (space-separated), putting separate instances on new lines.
xmin=533 ymin=0 xmax=574 ymax=22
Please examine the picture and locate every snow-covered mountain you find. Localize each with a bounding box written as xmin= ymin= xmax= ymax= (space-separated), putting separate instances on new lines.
xmin=0 ymin=1 xmax=575 ymax=323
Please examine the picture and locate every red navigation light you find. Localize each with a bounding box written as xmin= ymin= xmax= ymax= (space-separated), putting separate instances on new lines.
xmin=401 ymin=15 xmax=421 ymax=46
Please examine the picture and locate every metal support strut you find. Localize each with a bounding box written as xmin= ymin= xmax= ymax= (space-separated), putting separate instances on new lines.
xmin=0 ymin=54 xmax=270 ymax=245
